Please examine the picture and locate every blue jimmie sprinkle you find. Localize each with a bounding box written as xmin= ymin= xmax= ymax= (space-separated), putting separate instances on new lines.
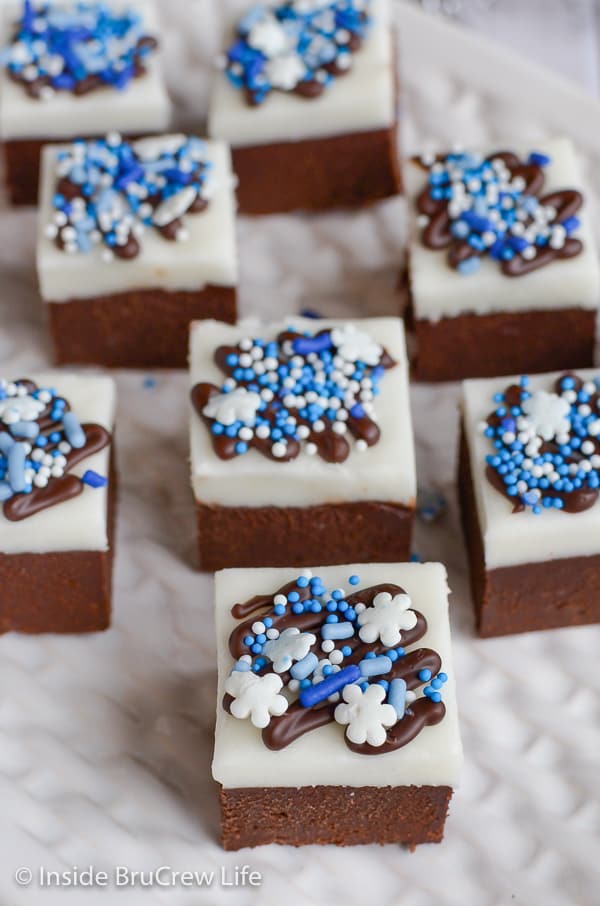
xmin=81 ymin=470 xmax=108 ymax=489
xmin=290 ymin=652 xmax=318 ymax=681
xmin=388 ymin=678 xmax=408 ymax=719
xmin=62 ymin=411 xmax=86 ymax=449
xmin=321 ymin=621 xmax=354 ymax=641
xmin=359 ymin=655 xmax=393 ymax=678
xmin=299 ymin=664 xmax=361 ymax=708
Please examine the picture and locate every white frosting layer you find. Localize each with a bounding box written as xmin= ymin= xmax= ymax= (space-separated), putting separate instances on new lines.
xmin=37 ymin=138 xmax=238 ymax=301
xmin=189 ymin=316 xmax=417 ymax=508
xmin=212 ymin=562 xmax=463 ymax=789
xmin=462 ymin=368 xmax=600 ymax=569
xmin=0 ymin=0 xmax=171 ymax=140
xmin=208 ymin=0 xmax=395 ymax=147
xmin=406 ymin=138 xmax=600 ymax=321
xmin=0 ymin=371 xmax=115 ymax=555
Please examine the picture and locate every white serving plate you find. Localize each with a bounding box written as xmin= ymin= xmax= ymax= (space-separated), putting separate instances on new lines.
xmin=0 ymin=2 xmax=599 ymax=904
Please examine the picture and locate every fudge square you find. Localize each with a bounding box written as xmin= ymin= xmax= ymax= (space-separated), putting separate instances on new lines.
xmin=460 ymin=369 xmax=600 ymax=637
xmin=190 ymin=316 xmax=416 ymax=570
xmin=213 ymin=562 xmax=463 ymax=849
xmin=208 ymin=0 xmax=400 ymax=214
xmin=0 ymin=372 xmax=116 ymax=634
xmin=0 ymin=0 xmax=171 ymax=206
xmin=404 ymin=138 xmax=600 ymax=382
xmin=37 ymin=133 xmax=238 ymax=369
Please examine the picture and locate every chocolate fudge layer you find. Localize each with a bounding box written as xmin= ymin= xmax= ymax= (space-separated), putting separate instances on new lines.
xmin=404 ymin=139 xmax=599 ymax=382
xmin=209 ymin=0 xmax=400 ymax=214
xmin=190 ymin=317 xmax=416 ymax=570
xmin=0 ymin=0 xmax=170 ymax=206
xmin=231 ymin=125 xmax=400 ymax=215
xmin=409 ymin=304 xmax=595 ymax=383
xmin=213 ymin=563 xmax=462 ymax=849
xmin=49 ymin=286 xmax=236 ymax=369
xmin=0 ymin=373 xmax=116 ymax=634
xmin=220 ymin=784 xmax=452 ymax=850
xmin=38 ymin=135 xmax=238 ymax=368
xmin=197 ymin=500 xmax=413 ymax=571
xmin=460 ymin=369 xmax=600 ymax=636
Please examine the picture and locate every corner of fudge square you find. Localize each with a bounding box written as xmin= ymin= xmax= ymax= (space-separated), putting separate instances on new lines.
xmin=189 ymin=316 xmax=417 ymax=570
xmin=212 ymin=562 xmax=463 ymax=849
xmin=460 ymin=368 xmax=600 ymax=637
xmin=0 ymin=372 xmax=116 ymax=634
xmin=403 ymin=138 xmax=600 ymax=382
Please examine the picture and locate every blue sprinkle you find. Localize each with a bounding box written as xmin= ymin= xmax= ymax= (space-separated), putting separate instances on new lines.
xmin=290 ymin=652 xmax=318 ymax=681
xmin=359 ymin=655 xmax=392 ymax=678
xmin=62 ymin=411 xmax=86 ymax=449
xmin=322 ymin=621 xmax=354 ymax=641
xmin=81 ymin=470 xmax=108 ymax=489
xmin=299 ymin=664 xmax=361 ymax=708
xmin=388 ymin=678 xmax=407 ymax=719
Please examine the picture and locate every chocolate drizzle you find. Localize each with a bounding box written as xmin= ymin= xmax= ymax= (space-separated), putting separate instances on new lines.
xmin=0 ymin=379 xmax=111 ymax=522
xmin=224 ymin=576 xmax=448 ymax=756
xmin=191 ymin=325 xmax=396 ymax=464
xmin=415 ymin=150 xmax=584 ymax=276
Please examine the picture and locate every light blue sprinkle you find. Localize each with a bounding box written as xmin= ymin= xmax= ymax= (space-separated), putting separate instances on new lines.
xmin=290 ymin=652 xmax=318 ymax=681
xmin=359 ymin=655 xmax=393 ymax=678
xmin=62 ymin=411 xmax=86 ymax=449
xmin=9 ymin=420 xmax=39 ymax=440
xmin=321 ymin=621 xmax=354 ymax=641
xmin=388 ymin=678 xmax=407 ymax=719
xmin=7 ymin=442 xmax=26 ymax=492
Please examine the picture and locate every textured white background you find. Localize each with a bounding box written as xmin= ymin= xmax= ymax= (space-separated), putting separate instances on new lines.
xmin=1 ymin=2 xmax=600 ymax=904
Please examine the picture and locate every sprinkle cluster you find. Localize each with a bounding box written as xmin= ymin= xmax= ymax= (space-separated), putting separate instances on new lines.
xmin=1 ymin=1 xmax=157 ymax=99
xmin=198 ymin=323 xmax=392 ymax=463
xmin=221 ymin=0 xmax=371 ymax=105
xmin=482 ymin=373 xmax=600 ymax=514
xmin=46 ymin=134 xmax=212 ymax=260
xmin=0 ymin=378 xmax=106 ymax=506
xmin=226 ymin=571 xmax=448 ymax=749
xmin=417 ymin=150 xmax=583 ymax=275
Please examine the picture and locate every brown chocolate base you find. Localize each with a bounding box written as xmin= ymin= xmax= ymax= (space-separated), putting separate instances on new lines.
xmin=232 ymin=124 xmax=401 ymax=215
xmin=47 ymin=286 xmax=236 ymax=369
xmin=0 ymin=454 xmax=116 ymax=634
xmin=219 ymin=783 xmax=452 ymax=849
xmin=196 ymin=500 xmax=414 ymax=571
xmin=458 ymin=426 xmax=600 ymax=637
xmin=4 ymin=132 xmax=155 ymax=206
xmin=408 ymin=302 xmax=595 ymax=383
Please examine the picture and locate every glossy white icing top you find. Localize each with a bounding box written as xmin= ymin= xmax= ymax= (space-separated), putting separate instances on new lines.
xmin=405 ymin=137 xmax=600 ymax=322
xmin=462 ymin=368 xmax=600 ymax=569
xmin=213 ymin=561 xmax=463 ymax=789
xmin=0 ymin=371 xmax=115 ymax=555
xmin=37 ymin=138 xmax=238 ymax=301
xmin=189 ymin=316 xmax=416 ymax=509
xmin=208 ymin=0 xmax=395 ymax=147
xmin=0 ymin=0 xmax=171 ymax=140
